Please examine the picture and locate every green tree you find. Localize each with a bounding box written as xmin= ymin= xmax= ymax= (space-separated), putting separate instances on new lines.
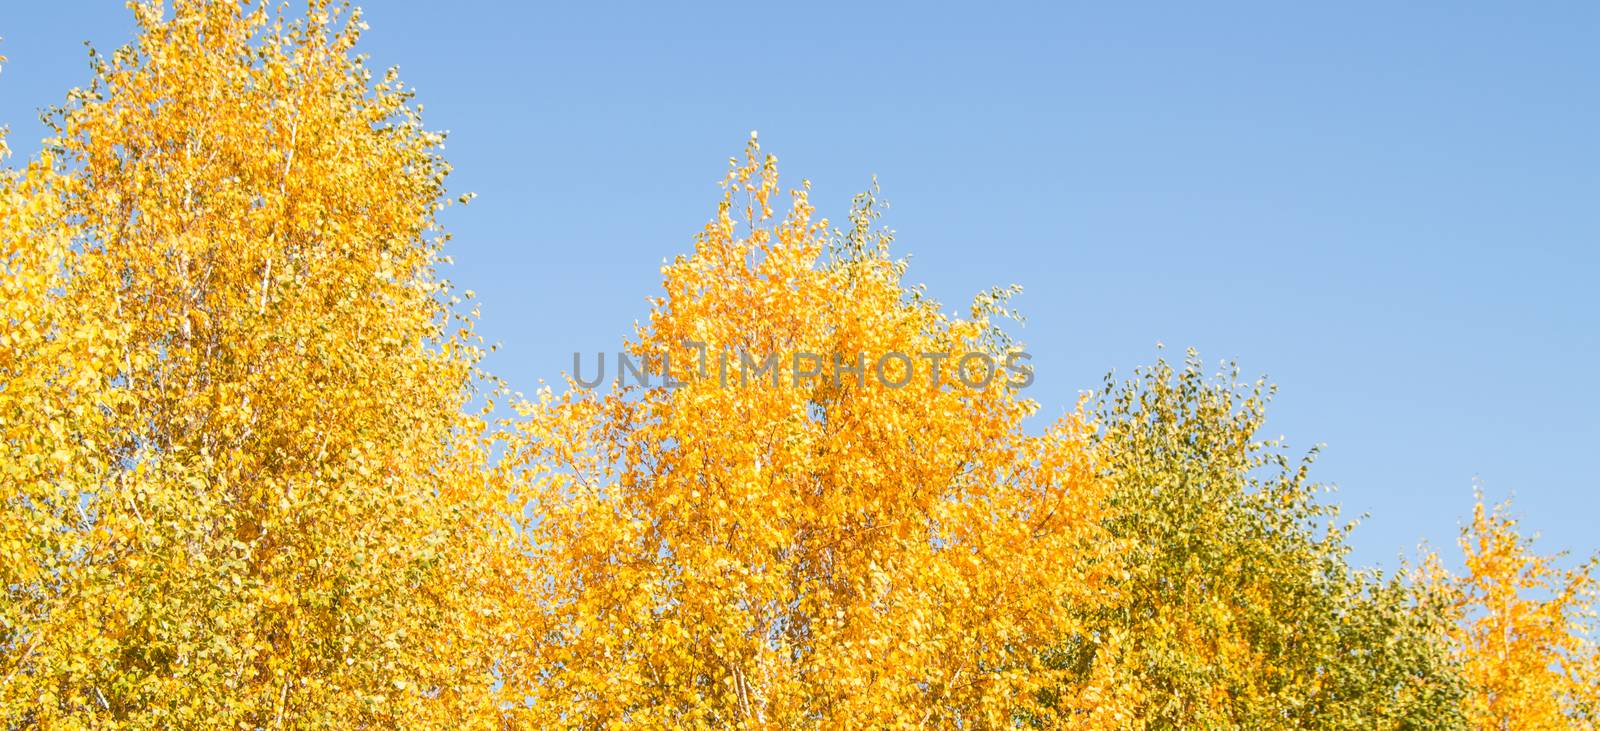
xmin=1062 ymin=353 xmax=1466 ymax=729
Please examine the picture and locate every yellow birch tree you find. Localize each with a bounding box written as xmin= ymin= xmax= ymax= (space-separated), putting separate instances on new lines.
xmin=497 ymin=137 xmax=1135 ymax=728
xmin=1446 ymin=497 xmax=1599 ymax=730
xmin=1 ymin=1 xmax=519 ymax=726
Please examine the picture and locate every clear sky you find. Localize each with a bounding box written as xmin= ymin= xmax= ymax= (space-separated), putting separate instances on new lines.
xmin=3 ymin=2 xmax=1596 ymax=570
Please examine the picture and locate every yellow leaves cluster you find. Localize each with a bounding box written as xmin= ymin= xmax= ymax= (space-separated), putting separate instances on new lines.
xmin=1436 ymin=497 xmax=1600 ymax=730
xmin=2 ymin=1 xmax=517 ymax=727
xmin=497 ymin=138 xmax=1130 ymax=727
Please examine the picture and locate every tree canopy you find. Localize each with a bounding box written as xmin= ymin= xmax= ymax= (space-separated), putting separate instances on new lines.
xmin=2 ymin=2 xmax=1595 ymax=728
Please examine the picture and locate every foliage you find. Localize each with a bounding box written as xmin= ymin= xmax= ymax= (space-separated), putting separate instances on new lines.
xmin=2 ymin=2 xmax=1597 ymax=728
xmin=1 ymin=1 xmax=517 ymax=726
xmin=1072 ymin=355 xmax=1466 ymax=730
xmin=1438 ymin=497 xmax=1600 ymax=730
xmin=495 ymin=137 xmax=1133 ymax=727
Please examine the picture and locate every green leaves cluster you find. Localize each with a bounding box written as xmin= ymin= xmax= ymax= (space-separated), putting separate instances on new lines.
xmin=1060 ymin=353 xmax=1467 ymax=729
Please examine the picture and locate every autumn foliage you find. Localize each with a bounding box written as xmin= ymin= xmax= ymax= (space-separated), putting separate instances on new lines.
xmin=1 ymin=2 xmax=517 ymax=726
xmin=2 ymin=1 xmax=1597 ymax=728
xmin=494 ymin=143 xmax=1128 ymax=727
xmin=1444 ymin=500 xmax=1600 ymax=728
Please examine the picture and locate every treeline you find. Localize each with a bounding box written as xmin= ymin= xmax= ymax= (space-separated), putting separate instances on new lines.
xmin=1 ymin=1 xmax=1594 ymax=728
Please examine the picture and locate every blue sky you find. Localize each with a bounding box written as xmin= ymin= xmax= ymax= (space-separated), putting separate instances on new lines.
xmin=4 ymin=2 xmax=1596 ymax=569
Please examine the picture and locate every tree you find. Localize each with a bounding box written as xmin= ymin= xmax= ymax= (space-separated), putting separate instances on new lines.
xmin=1 ymin=1 xmax=517 ymax=726
xmin=497 ymin=137 xmax=1135 ymax=727
xmin=1443 ymin=496 xmax=1599 ymax=730
xmin=1070 ymin=355 xmax=1466 ymax=729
